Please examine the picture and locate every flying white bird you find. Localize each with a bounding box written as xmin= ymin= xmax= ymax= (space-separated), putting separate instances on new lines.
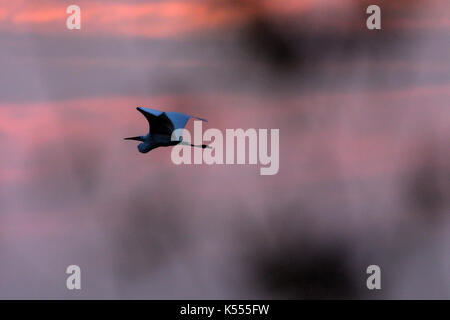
xmin=125 ymin=107 xmax=210 ymax=153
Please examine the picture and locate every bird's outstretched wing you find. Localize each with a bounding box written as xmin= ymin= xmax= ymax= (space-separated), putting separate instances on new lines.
xmin=165 ymin=112 xmax=207 ymax=129
xmin=137 ymin=107 xmax=208 ymax=137
xmin=165 ymin=112 xmax=208 ymax=140
xmin=137 ymin=107 xmax=174 ymax=135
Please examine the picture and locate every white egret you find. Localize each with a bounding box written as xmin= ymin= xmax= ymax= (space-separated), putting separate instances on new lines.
xmin=124 ymin=107 xmax=210 ymax=153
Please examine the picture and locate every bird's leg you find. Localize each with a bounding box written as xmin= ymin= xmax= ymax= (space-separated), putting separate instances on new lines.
xmin=180 ymin=140 xmax=212 ymax=149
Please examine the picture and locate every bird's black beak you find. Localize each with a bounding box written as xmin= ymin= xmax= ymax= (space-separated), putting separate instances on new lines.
xmin=124 ymin=136 xmax=143 ymax=141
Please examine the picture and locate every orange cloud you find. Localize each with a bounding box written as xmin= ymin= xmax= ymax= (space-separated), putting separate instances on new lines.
xmin=1 ymin=0 xmax=449 ymax=38
xmin=13 ymin=7 xmax=63 ymax=24
xmin=0 ymin=0 xmax=253 ymax=38
xmin=0 ymin=8 xmax=7 ymax=21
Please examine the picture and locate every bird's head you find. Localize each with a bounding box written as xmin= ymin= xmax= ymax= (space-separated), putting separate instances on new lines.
xmin=124 ymin=135 xmax=152 ymax=153
xmin=137 ymin=142 xmax=154 ymax=153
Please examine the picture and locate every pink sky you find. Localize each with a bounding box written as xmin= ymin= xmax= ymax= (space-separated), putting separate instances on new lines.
xmin=0 ymin=0 xmax=449 ymax=299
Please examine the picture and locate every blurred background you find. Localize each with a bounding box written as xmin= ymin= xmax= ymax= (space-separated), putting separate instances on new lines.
xmin=0 ymin=0 xmax=449 ymax=299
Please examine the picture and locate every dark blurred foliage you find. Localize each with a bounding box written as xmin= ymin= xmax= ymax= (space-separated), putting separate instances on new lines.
xmin=243 ymin=14 xmax=300 ymax=73
xmin=216 ymin=0 xmax=421 ymax=75
xmin=406 ymin=161 xmax=449 ymax=222
xmin=251 ymin=240 xmax=359 ymax=299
